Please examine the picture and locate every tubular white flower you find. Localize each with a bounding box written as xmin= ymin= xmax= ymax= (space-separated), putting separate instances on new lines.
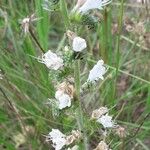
xmin=46 ymin=129 xmax=66 ymax=150
xmin=79 ymin=0 xmax=112 ymax=13
xmin=72 ymin=0 xmax=86 ymax=12
xmin=55 ymin=90 xmax=71 ymax=110
xmin=72 ymin=36 xmax=87 ymax=52
xmin=97 ymin=114 xmax=114 ymax=128
xmin=87 ymin=60 xmax=107 ymax=82
xmin=41 ymin=50 xmax=64 ymax=70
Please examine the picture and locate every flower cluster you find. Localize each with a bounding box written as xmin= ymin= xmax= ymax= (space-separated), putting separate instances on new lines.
xmin=73 ymin=0 xmax=112 ymax=14
xmin=46 ymin=129 xmax=82 ymax=150
xmin=40 ymin=50 xmax=64 ymax=70
xmin=20 ymin=0 xmax=121 ymax=149
xmin=55 ymin=81 xmax=74 ymax=110
xmin=91 ymin=107 xmax=115 ymax=128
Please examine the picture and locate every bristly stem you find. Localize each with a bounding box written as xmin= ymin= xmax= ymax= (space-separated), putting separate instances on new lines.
xmin=102 ymin=8 xmax=108 ymax=63
xmin=60 ymin=0 xmax=70 ymax=29
xmin=74 ymin=60 xmax=88 ymax=150
xmin=113 ymin=0 xmax=124 ymax=100
xmin=29 ymin=28 xmax=45 ymax=53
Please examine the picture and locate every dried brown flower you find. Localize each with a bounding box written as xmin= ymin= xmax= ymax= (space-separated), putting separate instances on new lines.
xmin=94 ymin=141 xmax=109 ymax=150
xmin=91 ymin=107 xmax=108 ymax=120
xmin=66 ymin=130 xmax=82 ymax=145
xmin=57 ymin=81 xmax=75 ymax=99
xmin=114 ymin=126 xmax=126 ymax=138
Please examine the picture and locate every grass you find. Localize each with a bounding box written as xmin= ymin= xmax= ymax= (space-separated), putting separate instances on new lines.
xmin=0 ymin=0 xmax=150 ymax=149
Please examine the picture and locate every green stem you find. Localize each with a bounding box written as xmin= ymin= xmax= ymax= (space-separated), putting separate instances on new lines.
xmin=60 ymin=0 xmax=70 ymax=29
xmin=29 ymin=28 xmax=45 ymax=53
xmin=74 ymin=60 xmax=88 ymax=150
xmin=102 ymin=8 xmax=108 ymax=63
xmin=113 ymin=0 xmax=124 ymax=101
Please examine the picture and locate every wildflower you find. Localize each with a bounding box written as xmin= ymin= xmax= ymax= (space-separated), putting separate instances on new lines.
xmin=66 ymin=130 xmax=82 ymax=145
xmin=67 ymin=145 xmax=79 ymax=150
xmin=87 ymin=60 xmax=107 ymax=83
xmin=67 ymin=30 xmax=87 ymax=52
xmin=72 ymin=0 xmax=86 ymax=12
xmin=46 ymin=129 xmax=66 ymax=150
xmin=57 ymin=81 xmax=75 ymax=99
xmin=46 ymin=129 xmax=81 ymax=150
xmin=113 ymin=126 xmax=126 ymax=138
xmin=94 ymin=141 xmax=109 ymax=150
xmin=78 ymin=0 xmax=112 ymax=14
xmin=91 ymin=107 xmax=108 ymax=119
xmin=55 ymin=81 xmax=74 ymax=110
xmin=40 ymin=50 xmax=64 ymax=70
xmin=55 ymin=90 xmax=71 ymax=110
xmin=21 ymin=14 xmax=38 ymax=34
xmin=97 ymin=114 xmax=115 ymax=128
xmin=73 ymin=36 xmax=87 ymax=52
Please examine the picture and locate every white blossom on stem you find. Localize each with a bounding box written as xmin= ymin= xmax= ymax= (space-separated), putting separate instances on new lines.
xmin=72 ymin=36 xmax=87 ymax=52
xmin=97 ymin=114 xmax=115 ymax=128
xmin=46 ymin=129 xmax=66 ymax=150
xmin=40 ymin=50 xmax=64 ymax=70
xmin=78 ymin=0 xmax=112 ymax=14
xmin=66 ymin=30 xmax=87 ymax=52
xmin=72 ymin=0 xmax=86 ymax=12
xmin=46 ymin=129 xmax=81 ymax=150
xmin=55 ymin=90 xmax=71 ymax=110
xmin=87 ymin=60 xmax=107 ymax=83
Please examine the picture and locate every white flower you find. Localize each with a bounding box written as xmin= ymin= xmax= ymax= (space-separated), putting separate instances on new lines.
xmin=72 ymin=36 xmax=87 ymax=52
xmin=41 ymin=50 xmax=64 ymax=70
xmin=136 ymin=0 xmax=147 ymax=3
xmin=87 ymin=60 xmax=107 ymax=82
xmin=72 ymin=0 xmax=86 ymax=12
xmin=67 ymin=145 xmax=79 ymax=150
xmin=46 ymin=129 xmax=66 ymax=150
xmin=79 ymin=0 xmax=112 ymax=13
xmin=55 ymin=90 xmax=71 ymax=110
xmin=97 ymin=114 xmax=114 ymax=128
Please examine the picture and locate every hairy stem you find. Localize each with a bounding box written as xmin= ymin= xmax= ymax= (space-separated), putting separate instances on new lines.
xmin=74 ymin=60 xmax=88 ymax=150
